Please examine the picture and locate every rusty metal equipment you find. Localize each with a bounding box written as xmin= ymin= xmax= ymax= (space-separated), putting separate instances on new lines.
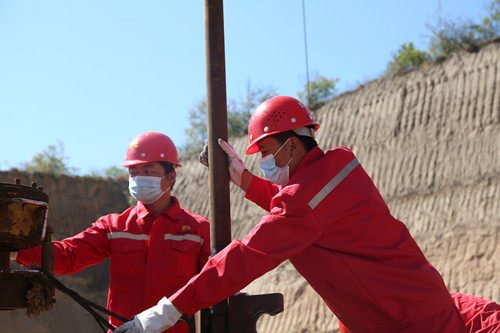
xmin=203 ymin=0 xmax=284 ymax=332
xmin=0 ymin=179 xmax=54 ymax=310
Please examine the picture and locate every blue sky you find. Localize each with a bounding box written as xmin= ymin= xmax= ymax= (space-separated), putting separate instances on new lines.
xmin=0 ymin=0 xmax=492 ymax=175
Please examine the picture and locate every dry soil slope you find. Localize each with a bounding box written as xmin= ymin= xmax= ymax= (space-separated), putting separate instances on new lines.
xmin=176 ymin=39 xmax=500 ymax=332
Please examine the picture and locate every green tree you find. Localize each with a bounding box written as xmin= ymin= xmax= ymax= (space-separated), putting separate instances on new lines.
xmin=228 ymin=82 xmax=278 ymax=137
xmin=427 ymin=18 xmax=479 ymax=58
xmin=385 ymin=43 xmax=430 ymax=76
xmin=21 ymin=141 xmax=75 ymax=175
xmin=102 ymin=166 xmax=128 ymax=178
xmin=180 ymin=83 xmax=278 ymax=156
xmin=89 ymin=166 xmax=128 ymax=179
xmin=298 ymin=74 xmax=339 ymax=110
xmin=181 ymin=98 xmax=208 ymax=156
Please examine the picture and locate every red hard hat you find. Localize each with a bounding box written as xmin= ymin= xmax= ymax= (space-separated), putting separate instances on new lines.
xmin=122 ymin=132 xmax=182 ymax=168
xmin=246 ymin=96 xmax=320 ymax=155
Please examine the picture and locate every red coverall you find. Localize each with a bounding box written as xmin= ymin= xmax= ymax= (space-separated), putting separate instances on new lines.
xmin=450 ymin=292 xmax=500 ymax=333
xmin=169 ymin=147 xmax=465 ymax=332
xmin=17 ymin=197 xmax=210 ymax=333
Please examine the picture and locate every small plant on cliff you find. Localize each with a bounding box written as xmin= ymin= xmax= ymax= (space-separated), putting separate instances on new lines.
xmin=427 ymin=0 xmax=500 ymax=59
xmin=385 ymin=43 xmax=430 ymax=76
xmin=427 ymin=0 xmax=498 ymax=59
xmin=384 ymin=0 xmax=499 ymax=76
xmin=427 ymin=18 xmax=481 ymax=58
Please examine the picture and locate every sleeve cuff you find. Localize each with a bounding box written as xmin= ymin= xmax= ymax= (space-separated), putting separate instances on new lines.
xmin=169 ymin=287 xmax=197 ymax=318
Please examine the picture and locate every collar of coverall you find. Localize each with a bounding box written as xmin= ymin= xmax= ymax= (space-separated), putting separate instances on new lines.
xmin=136 ymin=196 xmax=182 ymax=220
xmin=289 ymin=146 xmax=324 ymax=181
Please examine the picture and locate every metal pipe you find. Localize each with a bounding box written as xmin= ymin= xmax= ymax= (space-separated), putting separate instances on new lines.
xmin=204 ymin=0 xmax=230 ymax=332
xmin=204 ymin=0 xmax=231 ymax=264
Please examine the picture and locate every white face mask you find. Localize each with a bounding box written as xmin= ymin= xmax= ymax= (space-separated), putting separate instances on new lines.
xmin=128 ymin=176 xmax=168 ymax=204
xmin=259 ymin=138 xmax=293 ymax=185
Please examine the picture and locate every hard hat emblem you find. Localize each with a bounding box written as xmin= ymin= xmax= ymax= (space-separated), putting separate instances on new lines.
xmin=129 ymin=138 xmax=139 ymax=150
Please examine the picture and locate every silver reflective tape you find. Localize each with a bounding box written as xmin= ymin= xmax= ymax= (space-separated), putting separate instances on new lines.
xmin=107 ymin=232 xmax=149 ymax=241
xmin=164 ymin=234 xmax=204 ymax=245
xmin=308 ymin=158 xmax=359 ymax=209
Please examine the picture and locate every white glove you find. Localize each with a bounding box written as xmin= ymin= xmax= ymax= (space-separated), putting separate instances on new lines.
xmin=113 ymin=319 xmax=140 ymax=333
xmin=10 ymin=251 xmax=18 ymax=260
xmin=113 ymin=297 xmax=182 ymax=333
xmin=198 ymin=140 xmax=246 ymax=187
xmin=198 ymin=144 xmax=209 ymax=167
xmin=218 ymin=138 xmax=245 ymax=187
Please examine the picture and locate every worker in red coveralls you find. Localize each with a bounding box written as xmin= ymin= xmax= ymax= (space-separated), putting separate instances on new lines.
xmin=450 ymin=292 xmax=500 ymax=333
xmin=11 ymin=132 xmax=210 ymax=332
xmin=115 ymin=96 xmax=466 ymax=332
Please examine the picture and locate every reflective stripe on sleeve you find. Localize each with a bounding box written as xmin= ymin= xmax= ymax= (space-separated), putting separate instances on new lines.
xmin=107 ymin=232 xmax=149 ymax=241
xmin=308 ymin=158 xmax=359 ymax=209
xmin=164 ymin=234 xmax=204 ymax=245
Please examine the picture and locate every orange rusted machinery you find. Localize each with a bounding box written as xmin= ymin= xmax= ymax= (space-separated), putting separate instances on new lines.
xmin=0 ymin=179 xmax=54 ymax=311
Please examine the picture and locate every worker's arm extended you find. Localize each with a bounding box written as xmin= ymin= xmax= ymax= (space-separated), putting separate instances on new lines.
xmin=17 ymin=218 xmax=110 ymax=274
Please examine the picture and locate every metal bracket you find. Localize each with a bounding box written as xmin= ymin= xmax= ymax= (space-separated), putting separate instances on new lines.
xmin=227 ymin=293 xmax=284 ymax=333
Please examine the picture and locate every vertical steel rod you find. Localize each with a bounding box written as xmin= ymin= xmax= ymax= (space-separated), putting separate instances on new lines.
xmin=204 ymin=0 xmax=230 ymax=332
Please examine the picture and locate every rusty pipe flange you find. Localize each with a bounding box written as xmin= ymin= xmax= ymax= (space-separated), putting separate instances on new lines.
xmin=0 ymin=181 xmax=49 ymax=251
xmin=0 ymin=270 xmax=54 ymax=310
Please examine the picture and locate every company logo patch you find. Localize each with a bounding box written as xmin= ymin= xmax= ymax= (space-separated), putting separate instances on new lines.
xmin=177 ymin=224 xmax=196 ymax=235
